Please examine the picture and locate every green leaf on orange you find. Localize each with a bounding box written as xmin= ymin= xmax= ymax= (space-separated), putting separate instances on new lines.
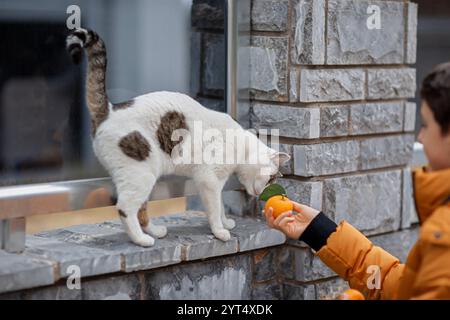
xmin=259 ymin=183 xmax=287 ymax=201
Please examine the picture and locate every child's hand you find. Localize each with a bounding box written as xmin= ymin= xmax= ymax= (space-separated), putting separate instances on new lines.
xmin=263 ymin=201 xmax=320 ymax=240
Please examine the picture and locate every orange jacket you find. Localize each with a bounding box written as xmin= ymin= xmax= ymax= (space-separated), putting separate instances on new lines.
xmin=312 ymin=167 xmax=450 ymax=299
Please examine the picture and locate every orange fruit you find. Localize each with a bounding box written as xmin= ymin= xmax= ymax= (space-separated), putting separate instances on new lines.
xmin=338 ymin=289 xmax=365 ymax=300
xmin=264 ymin=195 xmax=293 ymax=219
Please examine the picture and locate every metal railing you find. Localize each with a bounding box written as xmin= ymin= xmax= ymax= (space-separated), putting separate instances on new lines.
xmin=0 ymin=175 xmax=243 ymax=253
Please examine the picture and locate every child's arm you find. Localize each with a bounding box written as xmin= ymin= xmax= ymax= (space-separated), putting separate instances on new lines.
xmin=265 ymin=203 xmax=404 ymax=299
xmin=312 ymin=219 xmax=404 ymax=300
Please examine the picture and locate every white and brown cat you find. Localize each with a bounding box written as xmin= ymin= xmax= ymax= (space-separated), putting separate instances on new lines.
xmin=66 ymin=28 xmax=289 ymax=247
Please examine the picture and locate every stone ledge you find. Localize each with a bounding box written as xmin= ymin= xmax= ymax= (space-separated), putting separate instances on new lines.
xmin=0 ymin=211 xmax=286 ymax=295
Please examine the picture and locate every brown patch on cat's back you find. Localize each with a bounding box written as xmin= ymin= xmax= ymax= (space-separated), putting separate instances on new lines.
xmin=113 ymin=99 xmax=134 ymax=111
xmin=156 ymin=111 xmax=188 ymax=155
xmin=119 ymin=131 xmax=151 ymax=161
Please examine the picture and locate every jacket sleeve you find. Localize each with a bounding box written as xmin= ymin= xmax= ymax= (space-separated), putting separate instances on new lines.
xmin=300 ymin=213 xmax=404 ymax=300
xmin=409 ymin=211 xmax=450 ymax=299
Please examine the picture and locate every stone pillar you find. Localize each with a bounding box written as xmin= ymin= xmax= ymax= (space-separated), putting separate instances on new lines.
xmin=249 ymin=0 xmax=419 ymax=299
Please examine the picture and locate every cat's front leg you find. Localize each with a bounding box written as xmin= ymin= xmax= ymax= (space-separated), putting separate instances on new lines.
xmin=220 ymin=200 xmax=236 ymax=230
xmin=196 ymin=180 xmax=231 ymax=241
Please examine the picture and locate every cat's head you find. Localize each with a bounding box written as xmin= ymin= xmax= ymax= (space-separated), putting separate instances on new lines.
xmin=236 ymin=149 xmax=290 ymax=197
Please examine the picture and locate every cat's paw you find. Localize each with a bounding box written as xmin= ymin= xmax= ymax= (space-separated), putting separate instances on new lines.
xmin=213 ymin=228 xmax=231 ymax=242
xmin=133 ymin=234 xmax=155 ymax=247
xmin=222 ymin=218 xmax=236 ymax=230
xmin=143 ymin=224 xmax=167 ymax=238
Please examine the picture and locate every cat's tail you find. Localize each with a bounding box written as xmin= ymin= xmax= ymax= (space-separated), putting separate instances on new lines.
xmin=66 ymin=28 xmax=109 ymax=135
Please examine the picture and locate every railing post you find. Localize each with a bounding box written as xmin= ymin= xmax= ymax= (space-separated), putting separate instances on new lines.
xmin=2 ymin=218 xmax=26 ymax=253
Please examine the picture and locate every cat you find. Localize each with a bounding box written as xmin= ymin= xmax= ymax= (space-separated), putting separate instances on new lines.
xmin=66 ymin=28 xmax=290 ymax=247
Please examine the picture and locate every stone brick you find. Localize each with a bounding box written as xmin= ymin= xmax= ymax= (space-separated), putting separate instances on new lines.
xmin=279 ymin=246 xmax=295 ymax=280
xmin=327 ymin=0 xmax=404 ymax=65
xmin=294 ymin=247 xmax=336 ymax=282
xmin=191 ymin=0 xmax=224 ymax=30
xmin=323 ymin=170 xmax=402 ymax=235
xmin=320 ymin=105 xmax=349 ymax=137
xmin=315 ymin=277 xmax=349 ymax=300
xmin=359 ymin=134 xmax=414 ymax=170
xmin=143 ymin=254 xmax=252 ymax=299
xmin=82 ymin=274 xmax=142 ymax=300
xmin=0 ymin=283 xmax=83 ymax=300
xmin=406 ymin=2 xmax=418 ymax=64
xmin=253 ymin=248 xmax=278 ymax=282
xmin=283 ymin=283 xmax=316 ymax=300
xmin=250 ymin=36 xmax=288 ymax=101
xmin=231 ymin=216 xmax=286 ymax=252
xmin=300 ymin=69 xmax=365 ymax=102
xmin=35 ymin=220 xmax=183 ymax=273
xmin=278 ymin=179 xmax=323 ymax=211
xmin=279 ymin=143 xmax=294 ymax=175
xmin=251 ymin=0 xmax=288 ymax=32
xmin=286 ymin=238 xmax=309 ymax=249
xmin=289 ymin=69 xmax=299 ymax=102
xmin=404 ymin=102 xmax=417 ymax=132
xmin=367 ymin=68 xmax=416 ymax=100
xmin=202 ymin=33 xmax=225 ymax=96
xmin=294 ymin=141 xmax=360 ymax=177
xmin=154 ymin=213 xmax=240 ymax=262
xmin=169 ymin=224 xmax=239 ymax=261
xmin=251 ymin=282 xmax=282 ymax=299
xmin=0 ymin=251 xmax=54 ymax=294
xmin=25 ymin=235 xmax=122 ymax=278
xmin=350 ymin=102 xmax=404 ymax=135
xmin=252 ymin=104 xmax=320 ymax=139
xmin=291 ymin=0 xmax=326 ymax=65
xmin=370 ymin=227 xmax=419 ymax=263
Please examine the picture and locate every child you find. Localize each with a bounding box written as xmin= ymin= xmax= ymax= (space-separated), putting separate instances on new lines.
xmin=264 ymin=62 xmax=450 ymax=300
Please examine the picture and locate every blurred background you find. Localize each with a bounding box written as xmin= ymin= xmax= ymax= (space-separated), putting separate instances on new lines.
xmin=0 ymin=0 xmax=196 ymax=187
xmin=414 ymin=0 xmax=450 ymax=132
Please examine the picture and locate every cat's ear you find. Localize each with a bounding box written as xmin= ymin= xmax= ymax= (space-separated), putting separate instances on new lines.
xmin=270 ymin=152 xmax=291 ymax=166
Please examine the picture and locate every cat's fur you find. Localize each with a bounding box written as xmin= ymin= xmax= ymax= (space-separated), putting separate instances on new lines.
xmin=66 ymin=28 xmax=290 ymax=247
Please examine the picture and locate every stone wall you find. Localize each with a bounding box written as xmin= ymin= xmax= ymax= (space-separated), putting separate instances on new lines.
xmin=248 ymin=0 xmax=419 ymax=297
xmin=0 ymin=213 xmax=288 ymax=299
xmin=0 ymin=217 xmax=418 ymax=300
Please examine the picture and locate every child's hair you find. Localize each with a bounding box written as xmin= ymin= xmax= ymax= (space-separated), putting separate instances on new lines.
xmin=421 ymin=62 xmax=450 ymax=134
